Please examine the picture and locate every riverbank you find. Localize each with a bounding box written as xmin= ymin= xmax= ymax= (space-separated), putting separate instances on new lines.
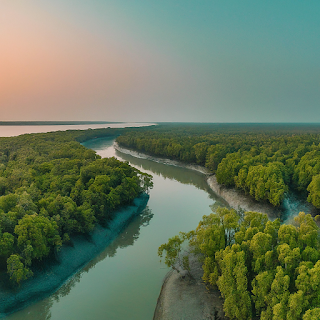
xmin=207 ymin=175 xmax=282 ymax=219
xmin=114 ymin=143 xmax=316 ymax=320
xmin=115 ymin=143 xmax=316 ymax=221
xmin=153 ymin=253 xmax=225 ymax=320
xmin=114 ymin=143 xmax=211 ymax=175
xmin=115 ymin=143 xmax=281 ymax=217
xmin=0 ymin=194 xmax=149 ymax=317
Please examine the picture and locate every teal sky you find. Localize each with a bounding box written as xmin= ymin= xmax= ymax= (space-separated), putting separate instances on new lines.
xmin=1 ymin=1 xmax=320 ymax=122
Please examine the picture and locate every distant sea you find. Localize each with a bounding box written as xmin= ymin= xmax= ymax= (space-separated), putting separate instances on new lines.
xmin=0 ymin=122 xmax=154 ymax=137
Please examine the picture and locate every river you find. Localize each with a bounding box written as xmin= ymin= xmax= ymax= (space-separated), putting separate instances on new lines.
xmin=4 ymin=136 xmax=228 ymax=320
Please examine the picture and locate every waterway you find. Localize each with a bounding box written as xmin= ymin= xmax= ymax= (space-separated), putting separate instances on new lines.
xmin=4 ymin=136 xmax=228 ymax=320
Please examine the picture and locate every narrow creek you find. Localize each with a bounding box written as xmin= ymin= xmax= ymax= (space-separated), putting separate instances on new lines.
xmin=5 ymin=137 xmax=228 ymax=320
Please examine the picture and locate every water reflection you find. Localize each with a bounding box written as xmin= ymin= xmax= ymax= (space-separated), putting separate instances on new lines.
xmin=6 ymin=208 xmax=154 ymax=320
xmin=82 ymin=207 xmax=153 ymax=269
xmin=83 ymin=137 xmax=215 ymax=195
xmin=115 ymin=150 xmax=229 ymax=207
xmin=115 ymin=145 xmax=317 ymax=223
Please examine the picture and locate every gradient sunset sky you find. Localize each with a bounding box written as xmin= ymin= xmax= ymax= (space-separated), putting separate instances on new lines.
xmin=1 ymin=1 xmax=319 ymax=122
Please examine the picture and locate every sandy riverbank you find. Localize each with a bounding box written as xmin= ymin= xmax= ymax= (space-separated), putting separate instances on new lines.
xmin=0 ymin=194 xmax=149 ymax=317
xmin=207 ymin=175 xmax=282 ymax=219
xmin=114 ymin=143 xmax=211 ymax=175
xmin=153 ymin=254 xmax=225 ymax=320
xmin=115 ymin=143 xmax=280 ymax=217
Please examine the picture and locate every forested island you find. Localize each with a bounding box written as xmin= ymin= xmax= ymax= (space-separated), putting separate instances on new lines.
xmin=0 ymin=128 xmax=152 ymax=286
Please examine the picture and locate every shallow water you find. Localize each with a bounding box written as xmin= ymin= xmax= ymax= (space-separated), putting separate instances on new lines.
xmin=5 ymin=137 xmax=226 ymax=320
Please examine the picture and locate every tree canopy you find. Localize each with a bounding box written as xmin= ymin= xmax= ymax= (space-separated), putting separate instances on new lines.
xmin=159 ymin=208 xmax=320 ymax=320
xmin=0 ymin=128 xmax=152 ymax=284
xmin=117 ymin=123 xmax=320 ymax=208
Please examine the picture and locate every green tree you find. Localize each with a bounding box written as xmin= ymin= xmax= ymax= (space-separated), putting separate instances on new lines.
xmin=14 ymin=214 xmax=62 ymax=260
xmin=217 ymin=246 xmax=252 ymax=320
xmin=7 ymin=254 xmax=33 ymax=284
xmin=0 ymin=232 xmax=14 ymax=258
xmin=307 ymin=174 xmax=320 ymax=208
xmin=158 ymin=233 xmax=191 ymax=276
xmin=287 ymin=290 xmax=308 ymax=320
xmin=269 ymin=266 xmax=290 ymax=320
xmin=252 ymin=271 xmax=274 ymax=316
xmin=303 ymin=308 xmax=320 ymax=320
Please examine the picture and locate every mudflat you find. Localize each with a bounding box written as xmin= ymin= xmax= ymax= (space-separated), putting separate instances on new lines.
xmin=153 ymin=254 xmax=226 ymax=320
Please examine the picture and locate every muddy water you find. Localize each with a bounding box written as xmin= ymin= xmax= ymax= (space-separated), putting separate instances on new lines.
xmin=5 ymin=137 xmax=227 ymax=320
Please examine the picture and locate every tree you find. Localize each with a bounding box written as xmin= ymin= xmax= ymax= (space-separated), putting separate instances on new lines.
xmin=193 ymin=142 xmax=208 ymax=165
xmin=278 ymin=224 xmax=298 ymax=249
xmin=287 ymin=290 xmax=308 ymax=320
xmin=158 ymin=233 xmax=191 ymax=276
xmin=0 ymin=232 xmax=14 ymax=258
xmin=268 ymin=266 xmax=290 ymax=319
xmin=0 ymin=194 xmax=18 ymax=213
xmin=307 ymin=174 xmax=320 ymax=208
xmin=217 ymin=246 xmax=252 ymax=320
xmin=294 ymin=212 xmax=319 ymax=249
xmin=14 ymin=214 xmax=61 ymax=260
xmin=303 ymin=308 xmax=320 ymax=320
xmin=7 ymin=254 xmax=33 ymax=284
xmin=140 ymin=172 xmax=153 ymax=194
xmin=252 ymin=271 xmax=274 ymax=316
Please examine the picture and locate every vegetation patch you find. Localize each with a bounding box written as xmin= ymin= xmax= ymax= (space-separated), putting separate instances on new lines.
xmin=159 ymin=208 xmax=320 ymax=320
xmin=117 ymin=123 xmax=320 ymax=208
xmin=0 ymin=128 xmax=152 ymax=284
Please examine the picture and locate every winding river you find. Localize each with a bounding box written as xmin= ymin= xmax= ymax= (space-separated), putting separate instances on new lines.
xmin=5 ymin=136 xmax=228 ymax=320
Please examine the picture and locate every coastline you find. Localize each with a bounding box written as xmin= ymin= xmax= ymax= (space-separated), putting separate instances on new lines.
xmin=0 ymin=194 xmax=149 ymax=317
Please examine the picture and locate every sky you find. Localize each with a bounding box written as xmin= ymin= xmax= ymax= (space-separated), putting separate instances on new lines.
xmin=1 ymin=0 xmax=320 ymax=122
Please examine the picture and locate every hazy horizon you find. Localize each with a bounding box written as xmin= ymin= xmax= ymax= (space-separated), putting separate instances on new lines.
xmin=1 ymin=1 xmax=319 ymax=123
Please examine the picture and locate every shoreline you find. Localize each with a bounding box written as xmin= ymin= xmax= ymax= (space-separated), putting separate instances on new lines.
xmin=0 ymin=194 xmax=149 ymax=317
xmin=114 ymin=143 xmax=211 ymax=175
xmin=152 ymin=254 xmax=225 ymax=320
xmin=207 ymin=175 xmax=282 ymax=219
xmin=114 ymin=143 xmax=281 ymax=217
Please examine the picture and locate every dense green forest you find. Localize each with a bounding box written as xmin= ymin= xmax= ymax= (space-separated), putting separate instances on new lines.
xmin=159 ymin=208 xmax=320 ymax=320
xmin=0 ymin=128 xmax=152 ymax=284
xmin=117 ymin=124 xmax=320 ymax=208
